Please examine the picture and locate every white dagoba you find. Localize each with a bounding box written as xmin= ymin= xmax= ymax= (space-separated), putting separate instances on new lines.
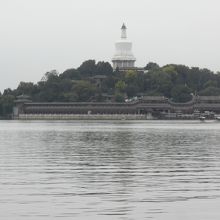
xmin=112 ymin=23 xmax=136 ymax=70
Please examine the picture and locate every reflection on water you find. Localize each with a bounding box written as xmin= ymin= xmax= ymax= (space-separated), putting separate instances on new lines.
xmin=1 ymin=120 xmax=220 ymax=219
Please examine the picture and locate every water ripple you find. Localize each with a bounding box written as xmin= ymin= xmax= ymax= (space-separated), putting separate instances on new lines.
xmin=1 ymin=120 xmax=220 ymax=219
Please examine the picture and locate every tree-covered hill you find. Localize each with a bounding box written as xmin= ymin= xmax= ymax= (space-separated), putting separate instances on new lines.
xmin=1 ymin=60 xmax=220 ymax=117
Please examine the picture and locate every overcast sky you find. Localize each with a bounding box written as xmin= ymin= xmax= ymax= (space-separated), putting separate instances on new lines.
xmin=0 ymin=0 xmax=220 ymax=92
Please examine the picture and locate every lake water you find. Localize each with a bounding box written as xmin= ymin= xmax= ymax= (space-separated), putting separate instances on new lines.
xmin=0 ymin=120 xmax=220 ymax=220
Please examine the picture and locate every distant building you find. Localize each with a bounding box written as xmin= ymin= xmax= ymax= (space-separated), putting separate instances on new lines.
xmin=112 ymin=23 xmax=136 ymax=70
xmin=13 ymin=95 xmax=220 ymax=120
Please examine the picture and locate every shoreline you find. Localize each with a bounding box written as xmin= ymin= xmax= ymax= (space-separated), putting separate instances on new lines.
xmin=12 ymin=114 xmax=216 ymax=121
xmin=15 ymin=114 xmax=148 ymax=120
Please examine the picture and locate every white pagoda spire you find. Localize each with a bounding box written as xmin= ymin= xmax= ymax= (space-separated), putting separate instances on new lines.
xmin=121 ymin=23 xmax=127 ymax=39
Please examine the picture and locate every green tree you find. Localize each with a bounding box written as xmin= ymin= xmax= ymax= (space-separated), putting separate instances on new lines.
xmin=148 ymin=70 xmax=173 ymax=97
xmin=78 ymin=60 xmax=97 ymax=76
xmin=0 ymin=94 xmax=2 ymax=116
xmin=115 ymin=80 xmax=126 ymax=93
xmin=0 ymin=95 xmax=15 ymax=116
xmin=3 ymin=88 xmax=14 ymax=96
xmin=41 ymin=70 xmax=59 ymax=82
xmin=199 ymin=86 xmax=220 ymax=96
xmin=35 ymin=73 xmax=60 ymax=102
xmin=204 ymin=80 xmax=218 ymax=88
xmin=125 ymin=85 xmax=138 ymax=97
xmin=173 ymin=65 xmax=190 ymax=85
xmin=162 ymin=65 xmax=178 ymax=84
xmin=16 ymin=82 xmax=37 ymax=96
xmin=62 ymin=92 xmax=78 ymax=102
xmin=124 ymin=70 xmax=138 ymax=83
xmin=96 ymin=61 xmax=113 ymax=75
xmin=171 ymin=85 xmax=192 ymax=102
xmin=144 ymin=62 xmax=160 ymax=71
xmin=60 ymin=69 xmax=81 ymax=80
xmin=74 ymin=80 xmax=96 ymax=101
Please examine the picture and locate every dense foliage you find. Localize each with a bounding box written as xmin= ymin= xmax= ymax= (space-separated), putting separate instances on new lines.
xmin=1 ymin=60 xmax=220 ymax=117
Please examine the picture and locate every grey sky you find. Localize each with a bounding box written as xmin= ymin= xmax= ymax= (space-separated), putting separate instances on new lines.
xmin=0 ymin=0 xmax=220 ymax=92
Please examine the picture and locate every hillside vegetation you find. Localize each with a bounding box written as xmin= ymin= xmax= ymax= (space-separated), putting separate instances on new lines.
xmin=1 ymin=60 xmax=220 ymax=116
